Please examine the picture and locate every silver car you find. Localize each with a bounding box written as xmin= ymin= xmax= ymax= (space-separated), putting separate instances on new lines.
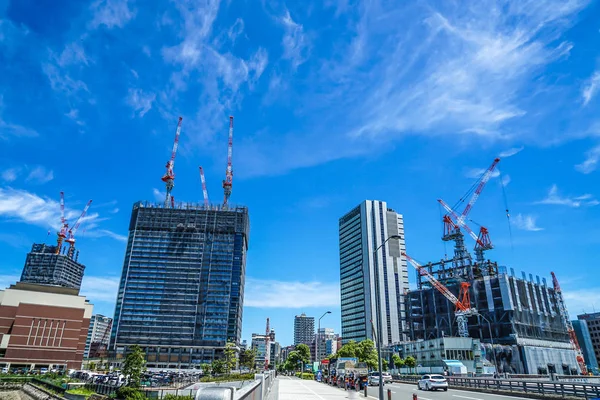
xmin=417 ymin=374 xmax=448 ymax=391
xmin=368 ymin=372 xmax=383 ymax=386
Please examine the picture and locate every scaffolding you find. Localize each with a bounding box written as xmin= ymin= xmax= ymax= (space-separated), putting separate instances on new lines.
xmin=20 ymin=243 xmax=85 ymax=291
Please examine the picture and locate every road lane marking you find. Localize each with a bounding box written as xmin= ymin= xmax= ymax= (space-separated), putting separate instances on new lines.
xmin=452 ymin=395 xmax=483 ymax=400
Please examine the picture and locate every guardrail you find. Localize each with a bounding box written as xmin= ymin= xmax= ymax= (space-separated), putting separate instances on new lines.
xmin=394 ymin=375 xmax=600 ymax=398
xmin=196 ymin=371 xmax=276 ymax=400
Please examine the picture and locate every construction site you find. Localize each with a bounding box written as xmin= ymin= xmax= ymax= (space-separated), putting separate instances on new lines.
xmin=401 ymin=159 xmax=586 ymax=375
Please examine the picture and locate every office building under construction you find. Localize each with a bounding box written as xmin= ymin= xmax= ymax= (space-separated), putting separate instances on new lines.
xmin=110 ymin=201 xmax=249 ymax=367
xmin=20 ymin=243 xmax=85 ymax=291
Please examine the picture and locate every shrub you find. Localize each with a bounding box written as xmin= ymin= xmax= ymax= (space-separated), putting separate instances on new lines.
xmin=199 ymin=373 xmax=255 ymax=383
xmin=115 ymin=387 xmax=145 ymax=400
xmin=295 ymin=372 xmax=314 ymax=380
xmin=163 ymin=395 xmax=193 ymax=400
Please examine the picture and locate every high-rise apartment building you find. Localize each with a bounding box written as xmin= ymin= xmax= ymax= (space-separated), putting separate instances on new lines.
xmin=20 ymin=243 xmax=85 ymax=291
xmin=251 ymin=333 xmax=269 ymax=369
xmin=110 ymin=202 xmax=249 ymax=367
xmin=294 ymin=313 xmax=315 ymax=346
xmin=578 ymin=312 xmax=600 ymax=373
xmin=339 ymin=200 xmax=408 ymax=345
xmin=315 ymin=328 xmax=337 ymax=361
xmin=84 ymin=314 xmax=112 ymax=358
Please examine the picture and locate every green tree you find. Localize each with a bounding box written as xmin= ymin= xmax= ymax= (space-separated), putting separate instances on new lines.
xmin=295 ymin=343 xmax=311 ymax=373
xmin=224 ymin=342 xmax=238 ymax=373
xmin=88 ymin=362 xmax=97 ymax=371
xmin=356 ymin=339 xmax=378 ymax=370
xmin=200 ymin=363 xmax=212 ymax=375
xmin=382 ymin=359 xmax=388 ymax=372
xmin=336 ymin=341 xmax=358 ymax=358
xmin=404 ymin=356 xmax=416 ymax=374
xmin=286 ymin=351 xmax=302 ymax=371
xmin=391 ymin=354 xmax=404 ymax=370
xmin=239 ymin=349 xmax=257 ymax=370
xmin=122 ymin=345 xmax=146 ymax=388
xmin=211 ymin=359 xmax=226 ymax=374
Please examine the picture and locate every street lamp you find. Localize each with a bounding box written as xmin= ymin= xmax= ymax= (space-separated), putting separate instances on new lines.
xmin=317 ymin=311 xmax=332 ymax=366
xmin=474 ymin=312 xmax=498 ymax=374
xmin=373 ymin=234 xmax=402 ymax=400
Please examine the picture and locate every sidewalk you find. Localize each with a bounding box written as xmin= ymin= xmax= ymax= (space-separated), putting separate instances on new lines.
xmin=276 ymin=377 xmax=362 ymax=400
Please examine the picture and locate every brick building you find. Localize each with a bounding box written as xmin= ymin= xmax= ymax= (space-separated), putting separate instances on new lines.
xmin=0 ymin=282 xmax=93 ymax=370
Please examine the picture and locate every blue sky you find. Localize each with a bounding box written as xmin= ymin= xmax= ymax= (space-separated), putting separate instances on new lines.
xmin=1 ymin=0 xmax=600 ymax=347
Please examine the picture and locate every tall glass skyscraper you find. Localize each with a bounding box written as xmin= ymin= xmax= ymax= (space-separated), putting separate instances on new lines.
xmin=110 ymin=201 xmax=249 ymax=367
xmin=339 ymin=200 xmax=408 ymax=346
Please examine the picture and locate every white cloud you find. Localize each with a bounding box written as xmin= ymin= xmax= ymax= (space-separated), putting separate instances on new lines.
xmin=26 ymin=166 xmax=54 ymax=184
xmin=280 ymin=9 xmax=309 ymax=70
xmin=244 ymin=278 xmax=340 ymax=308
xmin=499 ymin=146 xmax=524 ymax=158
xmin=127 ymin=88 xmax=156 ymax=117
xmin=42 ymin=63 xmax=89 ymax=97
xmin=562 ymin=287 xmax=600 ymax=316
xmin=65 ymin=109 xmax=85 ymax=126
xmin=575 ymin=144 xmax=600 ymax=174
xmin=153 ymin=188 xmax=165 ymax=202
xmin=464 ymin=168 xmax=501 ymax=179
xmin=501 ymin=174 xmax=511 ymax=186
xmin=56 ymin=42 xmax=91 ymax=67
xmin=0 ymin=95 xmax=38 ymax=139
xmin=89 ymin=0 xmax=135 ymax=29
xmin=0 ymin=187 xmax=124 ymax=242
xmin=0 ymin=274 xmax=20 ymax=291
xmin=80 ymin=276 xmax=120 ymax=303
xmin=535 ymin=184 xmax=599 ymax=207
xmin=1 ymin=168 xmax=19 ymax=182
xmin=582 ymin=71 xmax=600 ymax=106
xmin=511 ymin=213 xmax=543 ymax=231
xmin=228 ymin=18 xmax=244 ymax=43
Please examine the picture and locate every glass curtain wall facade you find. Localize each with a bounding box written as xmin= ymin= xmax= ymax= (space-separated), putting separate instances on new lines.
xmin=110 ymin=202 xmax=249 ymax=367
xmin=339 ymin=200 xmax=408 ymax=345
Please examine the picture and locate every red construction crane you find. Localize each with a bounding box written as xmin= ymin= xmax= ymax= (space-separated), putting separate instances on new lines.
xmin=439 ymin=157 xmax=500 ymax=264
xmin=265 ymin=317 xmax=270 ymax=370
xmin=65 ymin=199 xmax=92 ymax=257
xmin=55 ymin=191 xmax=69 ymax=254
xmin=403 ymin=252 xmax=474 ymax=337
xmin=199 ymin=166 xmax=209 ymax=207
xmin=551 ymin=272 xmax=587 ymax=375
xmin=161 ymin=117 xmax=183 ymax=208
xmin=222 ymin=116 xmax=234 ymax=208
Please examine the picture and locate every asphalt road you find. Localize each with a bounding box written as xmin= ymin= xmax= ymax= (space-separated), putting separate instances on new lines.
xmin=360 ymin=382 xmax=535 ymax=400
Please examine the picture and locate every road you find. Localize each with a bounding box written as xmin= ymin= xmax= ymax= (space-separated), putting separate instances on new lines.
xmin=360 ymin=382 xmax=535 ymax=400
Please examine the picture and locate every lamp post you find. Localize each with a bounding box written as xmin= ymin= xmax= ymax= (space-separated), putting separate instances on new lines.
xmin=317 ymin=311 xmax=331 ymax=366
xmin=373 ymin=234 xmax=402 ymax=400
xmin=474 ymin=312 xmax=498 ymax=374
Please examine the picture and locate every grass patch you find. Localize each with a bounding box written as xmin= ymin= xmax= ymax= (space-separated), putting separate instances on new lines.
xmin=199 ymin=373 xmax=255 ymax=382
xmin=66 ymin=387 xmax=97 ymax=399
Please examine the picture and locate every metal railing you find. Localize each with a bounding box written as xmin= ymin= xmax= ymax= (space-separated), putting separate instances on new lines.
xmin=393 ymin=375 xmax=600 ymax=398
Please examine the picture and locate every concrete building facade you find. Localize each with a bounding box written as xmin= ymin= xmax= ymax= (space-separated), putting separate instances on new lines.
xmin=110 ymin=202 xmax=249 ymax=367
xmin=578 ymin=312 xmax=600 ymax=374
xmin=251 ymin=334 xmax=269 ymax=369
xmin=315 ymin=328 xmax=337 ymax=362
xmin=294 ymin=313 xmax=314 ymax=346
xmin=84 ymin=314 xmax=112 ymax=358
xmin=0 ymin=282 xmax=93 ymax=370
xmin=20 ymin=243 xmax=85 ymax=290
xmin=339 ymin=200 xmax=408 ymax=345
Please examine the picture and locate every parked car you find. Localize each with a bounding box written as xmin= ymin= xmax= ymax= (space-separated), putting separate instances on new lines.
xmin=382 ymin=372 xmax=392 ymax=384
xmin=417 ymin=374 xmax=448 ymax=391
xmin=368 ymin=372 xmax=383 ymax=386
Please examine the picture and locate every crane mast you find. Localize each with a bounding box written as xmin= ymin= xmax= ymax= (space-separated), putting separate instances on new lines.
xmin=65 ymin=200 xmax=93 ymax=258
xmin=199 ymin=166 xmax=209 ymax=207
xmin=55 ymin=191 xmax=69 ymax=254
xmin=403 ymin=252 xmax=475 ymax=337
xmin=222 ymin=116 xmax=234 ymax=208
xmin=161 ymin=117 xmax=183 ymax=208
xmin=551 ymin=272 xmax=587 ymax=375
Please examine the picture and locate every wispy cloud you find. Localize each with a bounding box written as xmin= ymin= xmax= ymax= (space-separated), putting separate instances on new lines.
xmin=575 ymin=144 xmax=600 ymax=174
xmin=1 ymin=168 xmax=19 ymax=182
xmin=0 ymin=95 xmax=38 ymax=139
xmin=535 ymin=184 xmax=599 ymax=207
xmin=26 ymin=166 xmax=54 ymax=184
xmin=582 ymin=71 xmax=600 ymax=106
xmin=228 ymin=18 xmax=245 ymax=43
xmin=0 ymin=187 xmax=125 ymax=241
xmin=464 ymin=168 xmax=501 ymax=179
xmin=0 ymin=274 xmax=20 ymax=291
xmin=280 ymin=9 xmax=309 ymax=70
xmin=89 ymin=0 xmax=135 ymax=30
xmin=80 ymin=276 xmax=119 ymax=303
xmin=499 ymin=146 xmax=524 ymax=158
xmin=511 ymin=213 xmax=543 ymax=231
xmin=501 ymin=174 xmax=511 ymax=186
xmin=65 ymin=109 xmax=85 ymax=126
xmin=127 ymin=88 xmax=156 ymax=117
xmin=562 ymin=287 xmax=600 ymax=316
xmin=244 ymin=278 xmax=340 ymax=308
xmin=152 ymin=188 xmax=165 ymax=202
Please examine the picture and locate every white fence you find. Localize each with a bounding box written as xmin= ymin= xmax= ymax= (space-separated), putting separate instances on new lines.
xmin=195 ymin=371 xmax=276 ymax=400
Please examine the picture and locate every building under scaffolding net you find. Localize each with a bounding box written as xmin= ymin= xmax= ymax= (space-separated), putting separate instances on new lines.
xmin=110 ymin=201 xmax=249 ymax=368
xmin=20 ymin=243 xmax=85 ymax=291
xmin=405 ymin=257 xmax=580 ymax=375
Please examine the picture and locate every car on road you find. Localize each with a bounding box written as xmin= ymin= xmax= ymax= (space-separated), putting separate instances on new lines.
xmin=417 ymin=374 xmax=448 ymax=391
xmin=382 ymin=372 xmax=392 ymax=384
xmin=368 ymin=372 xmax=384 ymax=386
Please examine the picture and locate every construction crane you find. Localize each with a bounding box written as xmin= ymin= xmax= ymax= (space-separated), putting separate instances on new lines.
xmin=94 ymin=319 xmax=113 ymax=359
xmin=222 ymin=116 xmax=234 ymax=208
xmin=65 ymin=199 xmax=93 ymax=258
xmin=551 ymin=272 xmax=588 ymax=375
xmin=439 ymin=158 xmax=500 ymax=265
xmin=55 ymin=191 xmax=69 ymax=254
xmin=403 ymin=252 xmax=475 ymax=338
xmin=199 ymin=166 xmax=209 ymax=207
xmin=161 ymin=117 xmax=183 ymax=208
xmin=265 ymin=317 xmax=270 ymax=370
